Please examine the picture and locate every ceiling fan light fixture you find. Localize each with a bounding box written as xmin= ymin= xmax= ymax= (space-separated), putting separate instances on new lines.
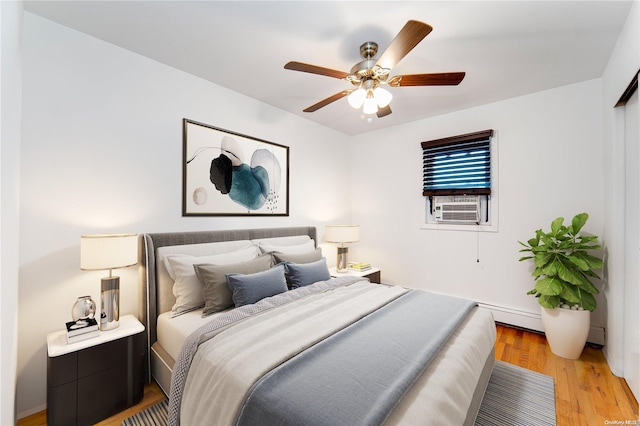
xmin=362 ymin=92 xmax=378 ymax=115
xmin=284 ymin=21 xmax=461 ymax=120
xmin=347 ymin=88 xmax=366 ymax=109
xmin=374 ymin=87 xmax=392 ymax=108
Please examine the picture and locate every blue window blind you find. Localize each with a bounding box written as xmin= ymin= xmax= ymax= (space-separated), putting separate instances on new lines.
xmin=422 ymin=130 xmax=493 ymax=196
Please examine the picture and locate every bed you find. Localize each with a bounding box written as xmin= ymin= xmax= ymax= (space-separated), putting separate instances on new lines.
xmin=139 ymin=226 xmax=496 ymax=426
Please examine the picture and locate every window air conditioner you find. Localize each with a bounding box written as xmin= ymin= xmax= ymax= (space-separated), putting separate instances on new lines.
xmin=434 ymin=196 xmax=480 ymax=224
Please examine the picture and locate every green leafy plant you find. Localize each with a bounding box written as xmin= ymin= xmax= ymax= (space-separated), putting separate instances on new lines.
xmin=518 ymin=213 xmax=603 ymax=311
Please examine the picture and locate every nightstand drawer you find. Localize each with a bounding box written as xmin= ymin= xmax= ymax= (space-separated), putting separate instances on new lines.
xmin=47 ymin=351 xmax=77 ymax=387
xmin=47 ymin=381 xmax=77 ymax=426
xmin=77 ymin=365 xmax=129 ymax=425
xmin=78 ymin=337 xmax=127 ymax=377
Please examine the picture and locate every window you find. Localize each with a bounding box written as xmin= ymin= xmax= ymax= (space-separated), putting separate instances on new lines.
xmin=422 ymin=130 xmax=497 ymax=230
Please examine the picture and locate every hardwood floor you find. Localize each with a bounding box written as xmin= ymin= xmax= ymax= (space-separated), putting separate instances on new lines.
xmin=495 ymin=323 xmax=638 ymax=425
xmin=18 ymin=324 xmax=639 ymax=425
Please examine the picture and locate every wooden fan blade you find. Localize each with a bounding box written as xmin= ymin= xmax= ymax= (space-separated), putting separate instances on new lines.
xmin=377 ymin=105 xmax=392 ymax=118
xmin=375 ymin=20 xmax=433 ymax=70
xmin=303 ymin=90 xmax=350 ymax=112
xmin=284 ymin=61 xmax=350 ymax=79
xmin=393 ymin=72 xmax=466 ymax=87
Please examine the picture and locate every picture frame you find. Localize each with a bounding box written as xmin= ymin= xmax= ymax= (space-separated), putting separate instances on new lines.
xmin=182 ymin=119 xmax=289 ymax=216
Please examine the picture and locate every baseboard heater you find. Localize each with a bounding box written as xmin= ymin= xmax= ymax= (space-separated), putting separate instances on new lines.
xmin=478 ymin=302 xmax=605 ymax=346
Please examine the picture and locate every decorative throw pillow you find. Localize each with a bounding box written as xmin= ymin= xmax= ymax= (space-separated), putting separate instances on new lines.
xmin=226 ymin=264 xmax=288 ymax=308
xmin=166 ymin=245 xmax=259 ymax=315
xmin=285 ymin=258 xmax=331 ymax=289
xmin=272 ymin=247 xmax=323 ymax=264
xmin=195 ymin=254 xmax=273 ymax=316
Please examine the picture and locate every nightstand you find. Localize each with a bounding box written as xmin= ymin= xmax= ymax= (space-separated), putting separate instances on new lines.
xmin=46 ymin=314 xmax=145 ymax=426
xmin=330 ymin=267 xmax=381 ymax=284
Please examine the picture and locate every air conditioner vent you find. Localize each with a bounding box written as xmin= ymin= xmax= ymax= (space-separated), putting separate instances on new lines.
xmin=434 ymin=196 xmax=480 ymax=224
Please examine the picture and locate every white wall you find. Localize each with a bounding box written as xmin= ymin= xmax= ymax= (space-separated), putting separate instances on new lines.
xmin=1 ymin=2 xmax=23 ymax=424
xmin=17 ymin=13 xmax=351 ymax=417
xmin=601 ymin=0 xmax=640 ymax=377
xmin=348 ymin=79 xmax=606 ymax=335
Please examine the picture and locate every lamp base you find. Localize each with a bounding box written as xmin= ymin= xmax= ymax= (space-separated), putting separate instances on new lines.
xmin=336 ymin=247 xmax=349 ymax=272
xmin=100 ymin=276 xmax=120 ymax=330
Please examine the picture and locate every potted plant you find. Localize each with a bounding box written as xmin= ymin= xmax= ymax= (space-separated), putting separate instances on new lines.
xmin=518 ymin=212 xmax=603 ymax=359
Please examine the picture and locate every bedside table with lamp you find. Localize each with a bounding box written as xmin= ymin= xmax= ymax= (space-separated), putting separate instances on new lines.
xmin=46 ymin=233 xmax=145 ymax=426
xmin=325 ymin=224 xmax=382 ymax=284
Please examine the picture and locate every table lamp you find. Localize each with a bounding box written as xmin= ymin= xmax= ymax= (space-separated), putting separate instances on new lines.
xmin=80 ymin=233 xmax=138 ymax=330
xmin=325 ymin=225 xmax=360 ymax=272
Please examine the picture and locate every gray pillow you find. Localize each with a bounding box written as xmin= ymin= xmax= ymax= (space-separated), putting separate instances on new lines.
xmin=285 ymin=258 xmax=331 ymax=289
xmin=272 ymin=247 xmax=323 ymax=264
xmin=195 ymin=254 xmax=273 ymax=316
xmin=226 ymin=264 xmax=288 ymax=308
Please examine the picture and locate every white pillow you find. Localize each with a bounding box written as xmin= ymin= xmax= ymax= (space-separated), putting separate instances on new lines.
xmin=166 ymin=245 xmax=260 ymax=314
xmin=156 ymin=240 xmax=255 ymax=305
xmin=257 ymin=239 xmax=315 ymax=255
xmin=158 ymin=240 xmax=254 ymax=272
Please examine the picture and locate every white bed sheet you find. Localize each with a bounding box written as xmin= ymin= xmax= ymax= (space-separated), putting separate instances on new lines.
xmin=157 ymin=309 xmax=224 ymax=361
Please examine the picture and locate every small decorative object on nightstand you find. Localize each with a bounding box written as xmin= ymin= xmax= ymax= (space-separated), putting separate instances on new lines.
xmin=330 ymin=266 xmax=381 ymax=284
xmin=65 ymin=317 xmax=99 ymax=344
xmin=68 ymin=295 xmax=99 ymax=343
xmin=71 ymin=295 xmax=96 ymax=321
xmin=47 ymin=314 xmax=145 ymax=426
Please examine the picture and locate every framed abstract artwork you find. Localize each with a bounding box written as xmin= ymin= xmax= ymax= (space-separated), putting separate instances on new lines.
xmin=182 ymin=119 xmax=289 ymax=216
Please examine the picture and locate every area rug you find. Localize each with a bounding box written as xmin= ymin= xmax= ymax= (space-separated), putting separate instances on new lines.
xmin=122 ymin=399 xmax=168 ymax=426
xmin=122 ymin=361 xmax=555 ymax=426
xmin=475 ymin=361 xmax=556 ymax=425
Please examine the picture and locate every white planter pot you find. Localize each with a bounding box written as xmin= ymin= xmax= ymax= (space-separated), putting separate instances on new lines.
xmin=540 ymin=306 xmax=590 ymax=360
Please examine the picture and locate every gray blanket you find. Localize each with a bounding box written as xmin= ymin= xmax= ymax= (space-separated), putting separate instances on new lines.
xmin=236 ymin=290 xmax=476 ymax=426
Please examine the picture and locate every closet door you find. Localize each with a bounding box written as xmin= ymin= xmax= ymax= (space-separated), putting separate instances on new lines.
xmin=624 ymin=88 xmax=639 ymax=402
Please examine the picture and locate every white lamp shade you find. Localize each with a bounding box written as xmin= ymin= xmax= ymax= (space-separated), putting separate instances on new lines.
xmin=374 ymin=87 xmax=393 ymax=108
xmin=362 ymin=95 xmax=378 ymax=115
xmin=325 ymin=225 xmax=360 ymax=243
xmin=347 ymin=88 xmax=366 ymax=109
xmin=80 ymin=233 xmax=138 ymax=271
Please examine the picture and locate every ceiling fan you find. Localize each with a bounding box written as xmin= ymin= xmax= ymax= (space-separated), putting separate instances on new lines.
xmin=284 ymin=20 xmax=465 ymax=118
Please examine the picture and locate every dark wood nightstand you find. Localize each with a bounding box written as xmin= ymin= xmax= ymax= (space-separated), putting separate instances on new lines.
xmin=46 ymin=315 xmax=145 ymax=426
xmin=330 ymin=267 xmax=381 ymax=284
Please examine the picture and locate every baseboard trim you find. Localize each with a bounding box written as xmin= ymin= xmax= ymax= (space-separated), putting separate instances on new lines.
xmin=17 ymin=403 xmax=46 ymax=421
xmin=478 ymin=303 xmax=605 ymax=346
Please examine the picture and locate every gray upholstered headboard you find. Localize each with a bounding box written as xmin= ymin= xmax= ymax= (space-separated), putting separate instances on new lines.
xmin=138 ymin=226 xmax=317 ymax=378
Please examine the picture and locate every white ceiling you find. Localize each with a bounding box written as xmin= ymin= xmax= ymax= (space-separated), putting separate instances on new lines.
xmin=23 ymin=1 xmax=634 ymax=136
